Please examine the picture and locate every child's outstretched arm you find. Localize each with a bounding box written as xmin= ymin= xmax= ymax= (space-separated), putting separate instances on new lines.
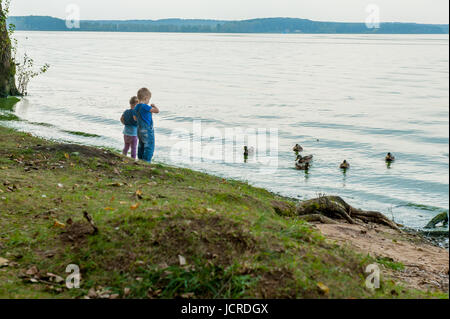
xmin=150 ymin=104 xmax=160 ymax=114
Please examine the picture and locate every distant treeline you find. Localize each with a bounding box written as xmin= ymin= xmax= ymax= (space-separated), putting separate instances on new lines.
xmin=8 ymin=16 xmax=449 ymax=34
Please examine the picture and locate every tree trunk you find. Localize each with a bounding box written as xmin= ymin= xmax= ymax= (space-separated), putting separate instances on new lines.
xmin=0 ymin=1 xmax=19 ymax=98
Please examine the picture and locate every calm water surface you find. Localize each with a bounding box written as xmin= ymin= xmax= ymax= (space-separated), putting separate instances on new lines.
xmin=2 ymin=31 xmax=449 ymax=230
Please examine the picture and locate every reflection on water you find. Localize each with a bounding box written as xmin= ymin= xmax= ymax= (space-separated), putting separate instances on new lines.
xmin=2 ymin=32 xmax=449 ymax=230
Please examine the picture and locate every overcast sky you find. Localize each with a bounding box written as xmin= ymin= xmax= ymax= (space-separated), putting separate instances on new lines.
xmin=9 ymin=0 xmax=450 ymax=24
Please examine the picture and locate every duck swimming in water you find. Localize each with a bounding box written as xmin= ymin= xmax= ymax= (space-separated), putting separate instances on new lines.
xmin=244 ymin=146 xmax=254 ymax=156
xmin=293 ymin=144 xmax=303 ymax=155
xmin=295 ymin=161 xmax=310 ymax=171
xmin=385 ymin=152 xmax=395 ymax=162
xmin=340 ymin=160 xmax=350 ymax=169
xmin=296 ymin=154 xmax=313 ymax=164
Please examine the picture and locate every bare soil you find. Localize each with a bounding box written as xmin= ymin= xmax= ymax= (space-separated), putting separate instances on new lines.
xmin=315 ymin=222 xmax=449 ymax=292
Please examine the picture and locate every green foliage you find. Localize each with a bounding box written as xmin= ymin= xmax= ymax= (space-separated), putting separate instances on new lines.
xmin=0 ymin=0 xmax=12 ymax=48
xmin=15 ymin=53 xmax=49 ymax=96
xmin=376 ymin=257 xmax=405 ymax=271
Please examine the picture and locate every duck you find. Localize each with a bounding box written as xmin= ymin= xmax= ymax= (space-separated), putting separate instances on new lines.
xmin=340 ymin=160 xmax=350 ymax=169
xmin=295 ymin=161 xmax=310 ymax=171
xmin=244 ymin=146 xmax=254 ymax=157
xmin=385 ymin=152 xmax=395 ymax=162
xmin=296 ymin=154 xmax=313 ymax=164
xmin=244 ymin=146 xmax=249 ymax=157
xmin=293 ymin=144 xmax=303 ymax=154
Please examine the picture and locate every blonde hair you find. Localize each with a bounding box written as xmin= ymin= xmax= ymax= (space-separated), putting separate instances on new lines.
xmin=137 ymin=88 xmax=151 ymax=101
xmin=129 ymin=96 xmax=139 ymax=106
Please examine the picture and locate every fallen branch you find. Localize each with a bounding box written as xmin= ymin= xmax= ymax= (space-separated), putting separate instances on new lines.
xmin=83 ymin=211 xmax=99 ymax=234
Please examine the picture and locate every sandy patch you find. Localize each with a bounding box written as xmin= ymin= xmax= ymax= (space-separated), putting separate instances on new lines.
xmin=315 ymin=223 xmax=449 ymax=293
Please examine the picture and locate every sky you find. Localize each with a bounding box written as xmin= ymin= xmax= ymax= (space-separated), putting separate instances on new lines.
xmin=9 ymin=0 xmax=450 ymax=24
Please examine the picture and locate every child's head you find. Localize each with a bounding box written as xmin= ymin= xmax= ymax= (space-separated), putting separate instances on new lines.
xmin=129 ymin=96 xmax=139 ymax=108
xmin=137 ymin=88 xmax=152 ymax=104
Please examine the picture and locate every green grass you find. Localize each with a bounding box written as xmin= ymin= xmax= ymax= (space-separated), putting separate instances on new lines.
xmin=62 ymin=130 xmax=101 ymax=138
xmin=376 ymin=257 xmax=405 ymax=271
xmin=0 ymin=125 xmax=446 ymax=299
xmin=0 ymin=96 xmax=20 ymax=111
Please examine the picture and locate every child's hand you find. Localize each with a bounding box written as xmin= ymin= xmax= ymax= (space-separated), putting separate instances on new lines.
xmin=150 ymin=104 xmax=160 ymax=114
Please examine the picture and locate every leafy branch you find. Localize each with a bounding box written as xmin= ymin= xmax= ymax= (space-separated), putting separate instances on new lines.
xmin=16 ymin=53 xmax=49 ymax=96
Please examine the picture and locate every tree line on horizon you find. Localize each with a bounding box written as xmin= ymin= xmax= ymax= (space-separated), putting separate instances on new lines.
xmin=7 ymin=16 xmax=449 ymax=34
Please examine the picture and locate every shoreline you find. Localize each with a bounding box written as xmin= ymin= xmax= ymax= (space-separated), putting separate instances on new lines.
xmin=1 ymin=116 xmax=448 ymax=242
xmin=0 ymin=127 xmax=448 ymax=298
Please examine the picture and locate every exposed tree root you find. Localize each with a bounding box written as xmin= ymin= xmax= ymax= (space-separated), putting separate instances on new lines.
xmin=425 ymin=212 xmax=448 ymax=229
xmin=296 ymin=196 xmax=401 ymax=231
xmin=297 ymin=214 xmax=338 ymax=224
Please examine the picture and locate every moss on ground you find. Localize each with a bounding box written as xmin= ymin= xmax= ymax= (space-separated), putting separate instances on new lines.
xmin=0 ymin=125 xmax=447 ymax=299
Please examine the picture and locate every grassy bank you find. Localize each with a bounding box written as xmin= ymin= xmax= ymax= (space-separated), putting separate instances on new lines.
xmin=0 ymin=125 xmax=446 ymax=299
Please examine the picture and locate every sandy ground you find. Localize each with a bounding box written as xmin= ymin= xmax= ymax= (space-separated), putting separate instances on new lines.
xmin=314 ymin=222 xmax=449 ymax=293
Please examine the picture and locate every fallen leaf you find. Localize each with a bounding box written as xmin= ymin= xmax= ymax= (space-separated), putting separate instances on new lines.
xmin=64 ymin=153 xmax=70 ymax=159
xmin=130 ymin=203 xmax=140 ymax=210
xmin=109 ymin=182 xmax=123 ymax=187
xmin=0 ymin=257 xmax=9 ymax=268
xmin=317 ymin=282 xmax=329 ymax=296
xmin=119 ymin=201 xmax=127 ymax=205
xmin=26 ymin=265 xmax=39 ymax=276
xmin=46 ymin=273 xmax=64 ymax=284
xmin=178 ymin=255 xmax=187 ymax=266
xmin=57 ymin=183 xmax=64 ymax=188
xmin=181 ymin=292 xmax=195 ymax=299
xmin=53 ymin=220 xmax=66 ymax=228
xmin=87 ymin=288 xmax=97 ymax=298
xmin=158 ymin=262 xmax=169 ymax=269
xmin=104 ymin=207 xmax=115 ymax=211
xmin=123 ymin=287 xmax=131 ymax=296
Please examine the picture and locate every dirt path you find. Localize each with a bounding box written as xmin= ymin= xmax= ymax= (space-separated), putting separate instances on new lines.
xmin=314 ymin=222 xmax=449 ymax=293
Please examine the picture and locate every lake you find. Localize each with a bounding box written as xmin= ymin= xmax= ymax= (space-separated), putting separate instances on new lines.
xmin=3 ymin=31 xmax=449 ymax=230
